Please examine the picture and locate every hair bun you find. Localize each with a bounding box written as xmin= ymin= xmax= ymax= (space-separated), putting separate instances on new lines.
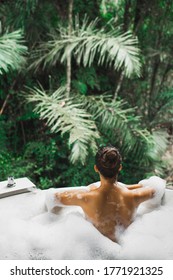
xmin=95 ymin=146 xmax=122 ymax=178
xmin=104 ymin=150 xmax=117 ymax=168
xmin=106 ymin=150 xmax=116 ymax=160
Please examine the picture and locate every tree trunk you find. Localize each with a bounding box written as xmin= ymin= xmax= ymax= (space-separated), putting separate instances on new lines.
xmin=0 ymin=80 xmax=16 ymax=115
xmin=133 ymin=0 xmax=142 ymax=34
xmin=114 ymin=0 xmax=132 ymax=100
xmin=0 ymin=93 xmax=10 ymax=115
xmin=158 ymin=63 xmax=171 ymax=94
xmin=66 ymin=0 xmax=73 ymax=98
xmin=113 ymin=72 xmax=124 ymax=100
xmin=123 ymin=0 xmax=131 ymax=32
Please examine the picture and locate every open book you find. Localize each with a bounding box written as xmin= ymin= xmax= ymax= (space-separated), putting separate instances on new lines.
xmin=0 ymin=177 xmax=36 ymax=199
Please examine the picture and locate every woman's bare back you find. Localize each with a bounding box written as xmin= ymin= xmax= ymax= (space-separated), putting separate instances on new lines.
xmin=54 ymin=182 xmax=154 ymax=242
xmin=80 ymin=184 xmax=137 ymax=241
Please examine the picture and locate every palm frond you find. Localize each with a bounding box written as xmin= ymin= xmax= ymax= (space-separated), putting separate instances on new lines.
xmin=143 ymin=129 xmax=169 ymax=175
xmin=31 ymin=17 xmax=141 ymax=77
xmin=152 ymin=130 xmax=168 ymax=156
xmin=15 ymin=0 xmax=39 ymax=14
xmin=0 ymin=30 xmax=27 ymax=74
xmin=151 ymin=91 xmax=173 ymax=126
xmin=27 ymin=86 xmax=99 ymax=164
xmin=81 ymin=94 xmax=155 ymax=161
xmin=85 ymin=95 xmax=168 ymax=171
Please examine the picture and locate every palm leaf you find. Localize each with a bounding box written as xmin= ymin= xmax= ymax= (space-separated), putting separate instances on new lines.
xmin=81 ymin=94 xmax=155 ymax=162
xmin=31 ymin=17 xmax=141 ymax=77
xmin=0 ymin=30 xmax=27 ymax=74
xmin=151 ymin=91 xmax=173 ymax=126
xmin=27 ymin=86 xmax=99 ymax=164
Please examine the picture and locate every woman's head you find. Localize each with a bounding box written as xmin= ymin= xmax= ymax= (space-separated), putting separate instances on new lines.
xmin=95 ymin=146 xmax=122 ymax=179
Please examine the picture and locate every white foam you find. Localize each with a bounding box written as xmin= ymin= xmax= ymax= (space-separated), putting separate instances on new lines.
xmin=0 ymin=178 xmax=172 ymax=260
xmin=45 ymin=188 xmax=64 ymax=212
xmin=139 ymin=176 xmax=166 ymax=207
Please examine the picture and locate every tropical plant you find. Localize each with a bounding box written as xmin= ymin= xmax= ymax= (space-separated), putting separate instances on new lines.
xmin=0 ymin=30 xmax=27 ymax=74
xmin=27 ymin=86 xmax=99 ymax=164
xmin=148 ymin=90 xmax=173 ymax=129
xmin=0 ymin=0 xmax=56 ymax=44
xmin=27 ymin=84 xmax=165 ymax=172
xmin=0 ymin=0 xmax=172 ymax=187
xmin=82 ymin=94 xmax=155 ymax=158
xmin=82 ymin=94 xmax=169 ymax=178
xmin=31 ymin=17 xmax=141 ymax=78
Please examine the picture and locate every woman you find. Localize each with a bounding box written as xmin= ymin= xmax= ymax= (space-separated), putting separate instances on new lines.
xmin=48 ymin=146 xmax=156 ymax=242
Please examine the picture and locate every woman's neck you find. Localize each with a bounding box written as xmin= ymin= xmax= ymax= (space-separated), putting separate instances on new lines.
xmin=100 ymin=175 xmax=118 ymax=190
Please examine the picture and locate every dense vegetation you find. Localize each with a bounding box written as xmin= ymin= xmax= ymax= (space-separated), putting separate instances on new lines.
xmin=0 ymin=0 xmax=173 ymax=189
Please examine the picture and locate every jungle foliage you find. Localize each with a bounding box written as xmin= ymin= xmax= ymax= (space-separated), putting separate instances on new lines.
xmin=0 ymin=0 xmax=173 ymax=188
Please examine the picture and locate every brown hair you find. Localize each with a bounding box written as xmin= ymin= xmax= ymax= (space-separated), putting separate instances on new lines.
xmin=95 ymin=146 xmax=122 ymax=178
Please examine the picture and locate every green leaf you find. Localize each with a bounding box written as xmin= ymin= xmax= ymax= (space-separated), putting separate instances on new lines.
xmin=31 ymin=17 xmax=141 ymax=77
xmin=0 ymin=30 xmax=27 ymax=74
xmin=27 ymin=85 xmax=99 ymax=164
